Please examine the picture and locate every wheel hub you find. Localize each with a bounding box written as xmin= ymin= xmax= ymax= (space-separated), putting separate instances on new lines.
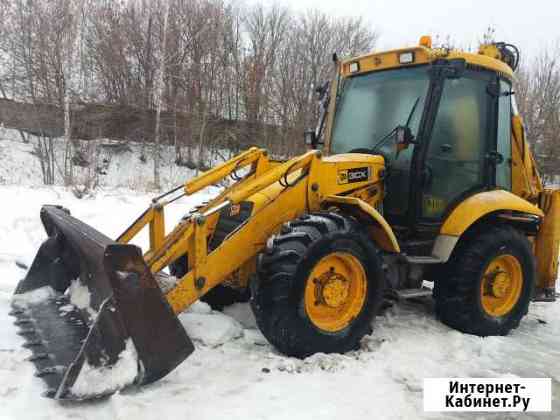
xmin=490 ymin=272 xmax=509 ymax=298
xmin=480 ymin=254 xmax=523 ymax=317
xmin=317 ymin=273 xmax=349 ymax=308
xmin=304 ymin=252 xmax=368 ymax=332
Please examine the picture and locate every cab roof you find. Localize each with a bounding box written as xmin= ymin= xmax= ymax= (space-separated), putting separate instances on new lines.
xmin=341 ymin=43 xmax=514 ymax=80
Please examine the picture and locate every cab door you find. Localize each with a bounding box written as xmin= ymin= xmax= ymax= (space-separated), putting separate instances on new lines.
xmin=418 ymin=69 xmax=494 ymax=220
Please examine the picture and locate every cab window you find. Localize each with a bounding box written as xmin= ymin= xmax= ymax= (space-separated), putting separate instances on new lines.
xmin=421 ymin=71 xmax=491 ymax=219
xmin=496 ymin=79 xmax=512 ymax=190
xmin=331 ymin=66 xmax=430 ymax=218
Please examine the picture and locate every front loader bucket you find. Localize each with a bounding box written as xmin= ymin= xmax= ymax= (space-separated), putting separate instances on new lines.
xmin=11 ymin=205 xmax=194 ymax=400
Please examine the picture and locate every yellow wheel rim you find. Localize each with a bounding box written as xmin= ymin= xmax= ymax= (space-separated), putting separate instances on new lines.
xmin=480 ymin=254 xmax=523 ymax=317
xmin=304 ymin=252 xmax=368 ymax=332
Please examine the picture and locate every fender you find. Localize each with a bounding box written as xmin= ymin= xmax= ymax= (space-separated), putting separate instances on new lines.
xmin=440 ymin=190 xmax=544 ymax=237
xmin=430 ymin=190 xmax=544 ymax=264
xmin=323 ymin=195 xmax=400 ymax=253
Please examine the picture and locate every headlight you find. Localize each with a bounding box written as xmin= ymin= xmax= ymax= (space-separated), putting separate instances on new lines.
xmin=399 ymin=52 xmax=415 ymax=64
xmin=348 ymin=61 xmax=360 ymax=73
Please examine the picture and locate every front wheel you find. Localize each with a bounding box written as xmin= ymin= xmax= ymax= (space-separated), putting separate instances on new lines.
xmin=251 ymin=213 xmax=385 ymax=358
xmin=434 ymin=225 xmax=535 ymax=336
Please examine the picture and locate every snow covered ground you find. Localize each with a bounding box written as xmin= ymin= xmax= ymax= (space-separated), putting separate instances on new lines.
xmin=0 ymin=127 xmax=227 ymax=189
xmin=0 ymin=185 xmax=558 ymax=420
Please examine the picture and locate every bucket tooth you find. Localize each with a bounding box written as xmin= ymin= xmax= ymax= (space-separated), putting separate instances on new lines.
xmin=42 ymin=389 xmax=57 ymax=399
xmin=35 ymin=367 xmax=62 ymax=378
xmin=9 ymin=309 xmax=26 ymax=316
xmin=27 ymin=353 xmax=50 ymax=362
xmin=23 ymin=340 xmax=44 ymax=348
xmin=14 ymin=318 xmax=33 ymax=326
xmin=17 ymin=328 xmax=37 ymax=337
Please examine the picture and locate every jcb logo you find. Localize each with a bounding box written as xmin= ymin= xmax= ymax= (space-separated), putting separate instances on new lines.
xmin=338 ymin=167 xmax=370 ymax=184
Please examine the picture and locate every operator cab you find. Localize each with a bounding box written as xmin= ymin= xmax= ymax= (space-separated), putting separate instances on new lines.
xmin=324 ymin=37 xmax=517 ymax=237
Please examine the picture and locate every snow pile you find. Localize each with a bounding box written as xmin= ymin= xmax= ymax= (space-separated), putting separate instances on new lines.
xmin=154 ymin=273 xmax=180 ymax=294
xmin=178 ymin=311 xmax=244 ymax=347
xmin=68 ymin=280 xmax=91 ymax=309
xmin=275 ymin=352 xmax=351 ymax=374
xmin=186 ymin=300 xmax=213 ymax=314
xmin=71 ymin=339 xmax=139 ymax=397
xmin=11 ymin=285 xmax=55 ymax=308
xmin=223 ymin=302 xmax=257 ymax=329
xmin=68 ymin=279 xmax=98 ymax=319
xmin=242 ymin=328 xmax=268 ymax=346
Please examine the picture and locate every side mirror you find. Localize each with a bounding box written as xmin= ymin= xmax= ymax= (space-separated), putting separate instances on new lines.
xmin=304 ymin=130 xmax=318 ymax=148
xmin=315 ymin=81 xmax=329 ymax=101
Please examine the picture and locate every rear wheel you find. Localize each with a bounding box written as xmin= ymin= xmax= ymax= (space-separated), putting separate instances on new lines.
xmin=434 ymin=225 xmax=534 ymax=336
xmin=251 ymin=213 xmax=384 ymax=358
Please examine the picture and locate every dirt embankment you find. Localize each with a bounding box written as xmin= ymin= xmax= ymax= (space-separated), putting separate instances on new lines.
xmin=0 ymin=99 xmax=299 ymax=154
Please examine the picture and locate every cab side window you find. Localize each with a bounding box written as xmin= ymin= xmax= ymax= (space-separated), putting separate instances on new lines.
xmin=496 ymin=80 xmax=512 ymax=190
xmin=421 ymin=74 xmax=490 ymax=218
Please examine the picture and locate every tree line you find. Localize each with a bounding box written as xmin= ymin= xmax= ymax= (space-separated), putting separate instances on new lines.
xmin=480 ymin=25 xmax=560 ymax=184
xmin=515 ymin=50 xmax=560 ymax=184
xmin=0 ymin=0 xmax=377 ymax=187
xmin=0 ymin=1 xmax=558 ymax=187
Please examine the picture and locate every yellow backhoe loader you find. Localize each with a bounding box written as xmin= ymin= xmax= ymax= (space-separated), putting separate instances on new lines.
xmin=11 ymin=36 xmax=560 ymax=400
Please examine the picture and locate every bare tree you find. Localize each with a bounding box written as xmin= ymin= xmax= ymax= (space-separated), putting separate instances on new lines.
xmin=153 ymin=0 xmax=170 ymax=188
xmin=516 ymin=46 xmax=560 ymax=183
xmin=0 ymin=0 xmax=380 ymax=186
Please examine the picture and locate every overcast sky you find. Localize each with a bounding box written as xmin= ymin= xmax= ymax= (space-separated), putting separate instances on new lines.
xmin=256 ymin=0 xmax=559 ymax=60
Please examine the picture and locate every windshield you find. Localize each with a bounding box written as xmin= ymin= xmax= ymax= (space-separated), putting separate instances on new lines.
xmin=330 ymin=66 xmax=430 ymax=155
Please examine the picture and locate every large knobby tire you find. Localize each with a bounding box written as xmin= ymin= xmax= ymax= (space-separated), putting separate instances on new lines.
xmin=434 ymin=224 xmax=535 ymax=336
xmin=169 ymin=256 xmax=249 ymax=310
xmin=251 ymin=212 xmax=385 ymax=358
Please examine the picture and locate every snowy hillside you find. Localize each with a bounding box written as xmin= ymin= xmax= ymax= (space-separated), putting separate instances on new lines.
xmin=0 ymin=186 xmax=559 ymax=420
xmin=0 ymin=127 xmax=221 ymax=190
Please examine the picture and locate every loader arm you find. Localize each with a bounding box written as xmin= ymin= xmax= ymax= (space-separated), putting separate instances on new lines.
xmin=116 ymin=147 xmax=274 ymax=254
xmin=115 ymin=149 xmax=316 ymax=310
xmin=156 ymin=150 xmax=317 ymax=313
xmin=116 ymin=149 xmax=388 ymax=314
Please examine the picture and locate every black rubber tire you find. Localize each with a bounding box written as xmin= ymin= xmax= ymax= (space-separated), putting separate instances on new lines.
xmin=199 ymin=285 xmax=250 ymax=311
xmin=434 ymin=224 xmax=535 ymax=336
xmin=251 ymin=212 xmax=385 ymax=358
xmin=169 ymin=256 xmax=249 ymax=311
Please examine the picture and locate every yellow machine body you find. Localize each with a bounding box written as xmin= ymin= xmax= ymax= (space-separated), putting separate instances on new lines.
xmin=117 ymin=149 xmax=387 ymax=314
xmin=320 ymin=37 xmax=559 ymax=297
xmin=116 ymin=35 xmax=559 ymax=313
